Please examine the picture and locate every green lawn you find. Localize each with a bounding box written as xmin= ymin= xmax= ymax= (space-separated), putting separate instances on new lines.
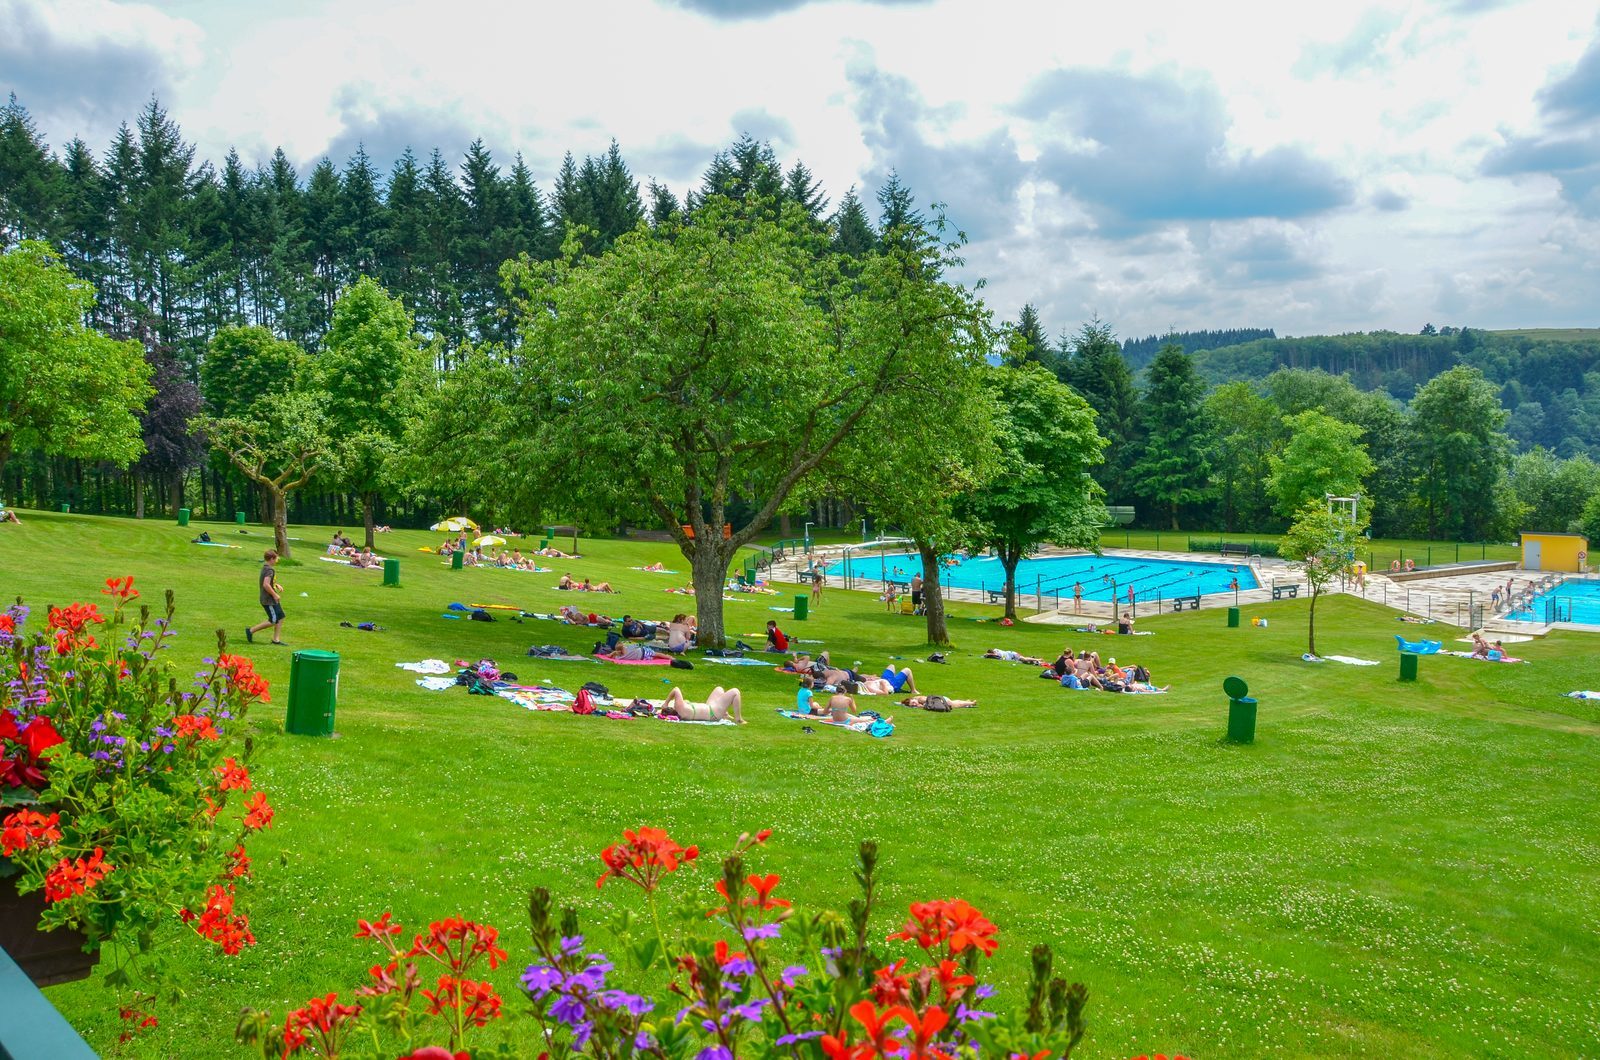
xmin=5 ymin=510 xmax=1600 ymax=1058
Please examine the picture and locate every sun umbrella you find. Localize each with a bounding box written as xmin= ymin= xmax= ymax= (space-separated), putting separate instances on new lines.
xmin=472 ymin=534 xmax=507 ymax=548
xmin=430 ymin=516 xmax=480 ymax=533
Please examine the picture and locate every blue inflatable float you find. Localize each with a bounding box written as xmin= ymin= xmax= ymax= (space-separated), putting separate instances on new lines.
xmin=1395 ymin=634 xmax=1442 ymax=654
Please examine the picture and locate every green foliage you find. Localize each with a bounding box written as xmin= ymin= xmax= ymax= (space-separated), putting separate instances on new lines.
xmin=1266 ymin=410 xmax=1375 ymax=519
xmin=962 ymin=362 xmax=1107 ymax=617
xmin=0 ymin=240 xmax=152 ymax=477
xmin=1058 ymin=319 xmax=1138 ymax=502
xmin=1010 ymin=304 xmax=1053 ymax=370
xmin=1129 ymin=343 xmax=1214 ymax=528
xmin=1204 ymin=381 xmax=1279 ymax=532
xmin=1279 ymin=502 xmax=1371 ymax=656
xmin=201 ymin=326 xmax=304 ymax=420
xmin=1509 ymin=447 xmax=1600 ymax=533
xmin=1409 ymin=365 xmax=1517 ymax=540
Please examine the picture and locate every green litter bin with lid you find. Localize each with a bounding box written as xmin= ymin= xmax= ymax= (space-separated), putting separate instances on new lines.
xmin=59 ymin=503 xmax=70 ymax=514
xmin=1226 ymin=606 xmax=1240 ymax=628
xmin=235 ymin=510 xmax=246 ymax=525
xmin=793 ymin=594 xmax=809 ymax=621
xmin=451 ymin=548 xmax=464 ymax=570
xmin=178 ymin=508 xmax=190 ymax=527
xmin=1223 ymin=675 xmax=1256 ymax=744
xmin=286 ymin=650 xmax=339 ymax=736
xmin=382 ymin=557 xmax=400 ymax=586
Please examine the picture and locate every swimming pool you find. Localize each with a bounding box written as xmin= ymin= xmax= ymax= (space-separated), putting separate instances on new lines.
xmin=1507 ymin=579 xmax=1600 ymax=624
xmin=824 ymin=551 xmax=1258 ymax=602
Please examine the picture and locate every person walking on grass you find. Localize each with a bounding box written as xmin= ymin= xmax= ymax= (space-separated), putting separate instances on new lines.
xmin=811 ymin=568 xmax=823 ymax=607
xmin=246 ymin=549 xmax=285 ymax=645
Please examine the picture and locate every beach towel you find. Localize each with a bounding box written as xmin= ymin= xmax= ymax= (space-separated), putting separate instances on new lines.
xmin=1442 ymin=650 xmax=1527 ymax=664
xmin=397 ymin=659 xmax=452 ymax=674
xmin=592 ymin=653 xmax=672 ymax=666
xmin=768 ymin=606 xmax=794 ymax=613
xmin=415 ymin=676 xmax=457 ymax=691
xmin=319 ymin=556 xmax=382 ymax=569
xmin=775 ymin=708 xmax=893 ymax=738
xmin=468 ymin=603 xmax=525 ymax=611
xmin=1565 ymin=691 xmax=1600 ymax=700
xmin=193 ymin=541 xmax=242 ymax=548
xmin=630 ymin=567 xmax=680 ymax=574
xmin=700 ymin=655 xmax=772 ymax=666
xmin=1318 ymin=653 xmax=1382 ymax=669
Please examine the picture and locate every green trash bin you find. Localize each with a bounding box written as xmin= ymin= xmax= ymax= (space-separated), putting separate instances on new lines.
xmin=382 ymin=557 xmax=401 ymax=587
xmin=235 ymin=511 xmax=246 ymax=525
xmin=1226 ymin=606 xmax=1240 ymax=628
xmin=1226 ymin=696 xmax=1258 ymax=744
xmin=285 ymin=650 xmax=339 ymax=736
xmin=1399 ymin=652 xmax=1419 ymax=682
xmin=451 ymin=548 xmax=464 ymax=570
xmin=59 ymin=503 xmax=70 ymax=514
xmin=793 ymin=594 xmax=809 ymax=621
xmin=178 ymin=508 xmax=191 ymax=527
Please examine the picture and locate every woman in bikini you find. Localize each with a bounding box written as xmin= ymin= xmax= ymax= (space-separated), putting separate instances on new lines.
xmin=656 ymin=686 xmax=745 ymax=723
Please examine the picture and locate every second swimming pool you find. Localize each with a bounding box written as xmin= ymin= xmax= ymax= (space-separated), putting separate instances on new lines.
xmin=825 ymin=551 xmax=1258 ymax=602
xmin=1507 ymin=578 xmax=1600 ymax=624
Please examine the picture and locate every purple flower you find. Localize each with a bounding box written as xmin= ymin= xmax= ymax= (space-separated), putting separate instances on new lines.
xmin=721 ymin=956 xmax=757 ymax=977
xmin=955 ymin=1003 xmax=996 ymax=1023
xmin=559 ymin=935 xmax=586 ymax=956
xmin=521 ymin=964 xmax=564 ymax=995
xmin=697 ymin=1047 xmax=734 ymax=1060
xmin=635 ymin=1031 xmax=658 ymax=1051
xmin=600 ymin=990 xmax=654 ymax=1017
xmin=549 ymin=993 xmax=588 ymax=1026
xmin=742 ymin=922 xmax=782 ymax=941
xmin=974 ymin=984 xmax=996 ymax=1000
xmin=729 ymin=999 xmax=768 ymax=1022
xmin=777 ymin=1031 xmax=825 ymax=1046
xmin=570 ymin=1020 xmax=594 ymax=1049
xmin=779 ymin=965 xmax=808 ymax=987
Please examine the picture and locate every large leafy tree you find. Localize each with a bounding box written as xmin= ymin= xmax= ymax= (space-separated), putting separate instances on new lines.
xmin=1509 ymin=447 xmax=1598 ymax=533
xmin=197 ymin=391 xmax=336 ymax=559
xmin=0 ymin=241 xmax=152 ymax=485
xmin=1058 ymin=319 xmax=1138 ymax=503
xmin=1205 ymin=381 xmax=1279 ymax=532
xmin=136 ymin=353 xmax=204 ymax=517
xmin=1280 ymin=502 xmax=1370 ymax=657
xmin=1266 ymin=410 xmax=1375 ymax=520
xmin=963 ymin=362 xmax=1107 ymax=620
xmin=1129 ymin=343 xmax=1214 ymax=529
xmin=499 ymin=198 xmax=991 ymax=646
xmin=1409 ymin=365 xmax=1515 ymax=540
xmin=314 ymin=277 xmax=427 ymax=547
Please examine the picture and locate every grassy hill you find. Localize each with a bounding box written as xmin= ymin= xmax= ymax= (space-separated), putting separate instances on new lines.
xmin=5 ymin=510 xmax=1600 ymax=1058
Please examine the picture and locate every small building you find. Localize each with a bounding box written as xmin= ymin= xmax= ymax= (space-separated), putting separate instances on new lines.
xmin=1520 ymin=532 xmax=1589 ymax=572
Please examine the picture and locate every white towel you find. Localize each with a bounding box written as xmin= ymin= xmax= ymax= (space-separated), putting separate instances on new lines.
xmin=415 ymin=676 xmax=456 ymax=690
xmin=397 ymin=659 xmax=451 ymax=674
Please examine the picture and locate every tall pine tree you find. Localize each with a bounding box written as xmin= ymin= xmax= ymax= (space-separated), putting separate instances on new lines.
xmin=1129 ymin=343 xmax=1215 ymax=529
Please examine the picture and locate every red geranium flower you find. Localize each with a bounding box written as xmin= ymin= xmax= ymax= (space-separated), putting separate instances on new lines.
xmin=407 ymin=917 xmax=508 ymax=973
xmin=396 ymin=1049 xmax=469 ymax=1060
xmin=43 ymin=847 xmax=112 ymax=902
xmin=242 ymin=791 xmax=274 ymax=830
xmin=215 ymin=756 xmax=251 ymax=791
xmin=186 ymin=884 xmax=256 ymax=954
xmin=595 ymin=825 xmax=699 ymax=891
xmin=422 ymin=976 xmax=502 ymax=1027
xmin=887 ymin=899 xmax=999 ymax=957
xmin=172 ymin=714 xmax=221 ymax=740
xmin=226 ymin=845 xmax=252 ymax=879
xmin=355 ymin=912 xmax=404 ymax=940
xmin=1 ymin=808 xmax=62 ymax=856
xmin=102 ymin=576 xmax=140 ymax=601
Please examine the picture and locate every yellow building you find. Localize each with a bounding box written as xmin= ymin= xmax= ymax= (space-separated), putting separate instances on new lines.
xmin=1520 ymin=532 xmax=1589 ymax=573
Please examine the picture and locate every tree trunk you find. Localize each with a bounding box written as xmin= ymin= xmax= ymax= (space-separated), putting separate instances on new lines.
xmin=1001 ymin=550 xmax=1020 ymax=621
xmin=687 ymin=542 xmax=733 ymax=648
xmin=779 ymin=513 xmax=791 ymax=538
xmin=362 ymin=492 xmax=377 ymax=549
xmin=134 ymin=476 xmax=145 ymax=519
xmin=918 ymin=542 xmax=950 ymax=646
xmin=1307 ymin=589 xmax=1317 ymax=657
xmin=171 ymin=473 xmax=184 ymax=517
xmin=1171 ymin=500 xmax=1180 ymax=532
xmin=267 ymin=485 xmax=291 ymax=558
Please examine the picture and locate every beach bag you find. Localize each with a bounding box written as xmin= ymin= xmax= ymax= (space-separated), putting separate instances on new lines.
xmin=469 ymin=609 xmax=494 ymax=622
xmin=927 ymin=652 xmax=946 ymax=664
xmin=669 ymin=658 xmax=694 ymax=670
xmin=580 ymin=681 xmax=610 ymax=698
xmin=924 ymin=695 xmax=952 ymax=712
xmin=573 ymin=689 xmax=596 ymax=715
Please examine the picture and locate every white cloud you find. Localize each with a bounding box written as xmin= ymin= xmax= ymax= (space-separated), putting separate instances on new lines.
xmin=3 ymin=0 xmax=1600 ymax=335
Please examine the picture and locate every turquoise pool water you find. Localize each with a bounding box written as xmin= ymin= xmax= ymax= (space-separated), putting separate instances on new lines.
xmin=824 ymin=551 xmax=1258 ymax=602
xmin=1507 ymin=579 xmax=1600 ymax=624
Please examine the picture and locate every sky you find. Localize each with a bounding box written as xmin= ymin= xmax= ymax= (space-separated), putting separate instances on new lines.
xmin=3 ymin=0 xmax=1600 ymax=339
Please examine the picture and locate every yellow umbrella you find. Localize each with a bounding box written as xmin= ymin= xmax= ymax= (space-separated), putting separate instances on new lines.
xmin=472 ymin=534 xmax=507 ymax=548
xmin=430 ymin=516 xmax=480 ymax=533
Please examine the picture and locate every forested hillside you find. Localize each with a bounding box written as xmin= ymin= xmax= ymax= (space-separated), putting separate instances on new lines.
xmin=1121 ymin=328 xmax=1276 ymax=368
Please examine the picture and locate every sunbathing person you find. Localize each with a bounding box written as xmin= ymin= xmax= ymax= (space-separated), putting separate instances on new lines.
xmin=538 ymin=546 xmax=576 ymax=559
xmin=665 ymin=614 xmax=695 ymax=652
xmin=599 ymin=640 xmax=656 ymax=661
xmin=351 ymin=548 xmax=380 ymax=569
xmin=824 ymin=684 xmax=890 ymax=726
xmin=984 ymin=648 xmax=1048 ymax=665
xmin=581 ymin=579 xmax=615 ymax=593
xmin=642 ymin=562 xmax=666 ymax=572
xmin=656 ymin=685 xmax=745 ymax=724
xmin=858 ymin=667 xmax=917 ymax=695
xmin=901 ymin=694 xmax=977 ymax=709
xmin=558 ymin=573 xmax=576 ymax=590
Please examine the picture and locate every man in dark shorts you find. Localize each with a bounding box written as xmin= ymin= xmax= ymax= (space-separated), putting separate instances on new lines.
xmin=910 ymin=572 xmax=924 ymax=612
xmin=246 ymin=549 xmax=285 ymax=645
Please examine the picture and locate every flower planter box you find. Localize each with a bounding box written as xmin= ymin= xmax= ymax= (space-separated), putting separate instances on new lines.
xmin=0 ymin=873 xmax=97 ymax=986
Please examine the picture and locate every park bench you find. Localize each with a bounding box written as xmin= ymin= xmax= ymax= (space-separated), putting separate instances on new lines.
xmin=1171 ymin=594 xmax=1202 ymax=612
xmin=1272 ymin=584 xmax=1299 ymax=600
xmin=986 ymin=589 xmax=1006 ymax=604
xmin=1220 ymin=543 xmax=1251 ymax=558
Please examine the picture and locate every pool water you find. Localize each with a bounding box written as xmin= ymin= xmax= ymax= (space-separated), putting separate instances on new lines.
xmin=1507 ymin=579 xmax=1600 ymax=624
xmin=824 ymin=551 xmax=1258 ymax=603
